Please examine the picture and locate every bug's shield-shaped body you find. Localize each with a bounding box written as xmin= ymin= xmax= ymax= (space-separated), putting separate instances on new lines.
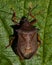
xmin=6 ymin=15 xmax=41 ymax=60
xmin=17 ymin=28 xmax=38 ymax=59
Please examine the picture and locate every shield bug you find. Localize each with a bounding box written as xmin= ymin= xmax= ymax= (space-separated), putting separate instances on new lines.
xmin=6 ymin=7 xmax=41 ymax=60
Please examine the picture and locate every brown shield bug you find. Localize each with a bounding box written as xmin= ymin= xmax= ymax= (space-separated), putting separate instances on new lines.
xmin=6 ymin=7 xmax=41 ymax=60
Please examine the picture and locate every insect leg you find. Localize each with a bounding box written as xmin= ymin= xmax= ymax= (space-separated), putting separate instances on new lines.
xmin=30 ymin=18 xmax=37 ymax=25
xmin=11 ymin=8 xmax=19 ymax=25
xmin=28 ymin=8 xmax=35 ymax=18
xmin=29 ymin=12 xmax=37 ymax=25
xmin=28 ymin=12 xmax=37 ymax=25
xmin=28 ymin=4 xmax=38 ymax=18
xmin=28 ymin=7 xmax=37 ymax=25
xmin=6 ymin=36 xmax=15 ymax=48
xmin=37 ymin=34 xmax=41 ymax=47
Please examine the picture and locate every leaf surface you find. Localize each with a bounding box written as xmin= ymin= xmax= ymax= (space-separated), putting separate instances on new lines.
xmin=0 ymin=0 xmax=52 ymax=65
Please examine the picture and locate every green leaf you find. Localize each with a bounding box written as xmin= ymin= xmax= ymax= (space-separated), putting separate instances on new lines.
xmin=43 ymin=0 xmax=52 ymax=65
xmin=0 ymin=54 xmax=12 ymax=65
xmin=0 ymin=0 xmax=52 ymax=65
